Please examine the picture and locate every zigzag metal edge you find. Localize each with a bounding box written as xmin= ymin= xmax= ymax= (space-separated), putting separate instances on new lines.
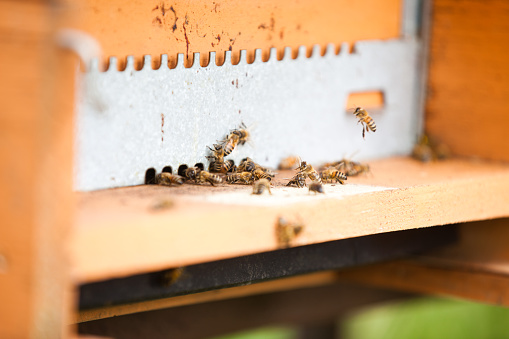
xmin=86 ymin=42 xmax=357 ymax=72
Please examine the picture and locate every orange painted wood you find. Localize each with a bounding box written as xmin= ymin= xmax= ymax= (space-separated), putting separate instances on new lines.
xmin=425 ymin=0 xmax=509 ymax=161
xmin=73 ymin=157 xmax=509 ymax=283
xmin=0 ymin=1 xmax=76 ymax=337
xmin=63 ymin=0 xmax=402 ymax=69
xmin=76 ymin=271 xmax=339 ymax=323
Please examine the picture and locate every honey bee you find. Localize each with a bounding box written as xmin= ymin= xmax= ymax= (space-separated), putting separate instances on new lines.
xmin=225 ymin=159 xmax=236 ymax=173
xmin=276 ymin=217 xmax=304 ymax=249
xmin=412 ymin=135 xmax=450 ymax=162
xmin=197 ymin=170 xmax=223 ymax=186
xmin=352 ymin=106 xmax=376 ymax=139
xmin=238 ymin=157 xmax=256 ymax=172
xmin=252 ymin=168 xmax=274 ymax=181
xmin=278 ymin=156 xmax=301 ymax=170
xmin=184 ymin=166 xmax=200 ymax=182
xmin=160 ymin=267 xmax=184 ymax=287
xmin=297 ymin=161 xmax=322 ymax=183
xmin=155 ymin=172 xmax=185 ymax=186
xmin=221 ymin=132 xmax=240 ymax=156
xmin=286 ymin=173 xmax=307 ymax=188
xmin=308 ymin=182 xmax=324 ymax=194
xmin=207 ymin=144 xmax=225 ymax=158
xmin=320 ymin=167 xmax=347 ymax=184
xmin=231 ymin=122 xmax=250 ymax=146
xmin=252 ymin=178 xmax=272 ymax=195
xmin=226 ymin=172 xmax=254 ymax=185
xmin=207 ymin=156 xmax=229 ymax=173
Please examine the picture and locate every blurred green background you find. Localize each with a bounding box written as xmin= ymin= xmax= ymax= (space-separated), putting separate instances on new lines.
xmin=209 ymin=298 xmax=509 ymax=339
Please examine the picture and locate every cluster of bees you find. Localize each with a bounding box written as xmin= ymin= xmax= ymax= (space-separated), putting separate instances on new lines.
xmin=155 ymin=107 xmax=376 ymax=195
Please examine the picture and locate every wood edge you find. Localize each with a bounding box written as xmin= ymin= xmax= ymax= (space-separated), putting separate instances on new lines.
xmin=75 ymin=270 xmax=339 ymax=323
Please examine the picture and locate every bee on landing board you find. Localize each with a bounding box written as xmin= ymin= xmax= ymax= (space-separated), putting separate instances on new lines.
xmin=320 ymin=167 xmax=347 ymax=184
xmin=297 ymin=161 xmax=322 ymax=183
xmin=286 ymin=173 xmax=307 ymax=188
xmin=276 ymin=217 xmax=304 ymax=248
xmin=252 ymin=179 xmax=272 ymax=195
xmin=155 ymin=173 xmax=185 ymax=186
xmin=308 ymin=182 xmax=324 ymax=194
xmin=352 ymin=107 xmax=376 ymax=139
xmin=226 ymin=172 xmax=254 ymax=185
xmin=197 ymin=170 xmax=223 ymax=186
xmin=184 ymin=167 xmax=200 ymax=182
xmin=238 ymin=157 xmax=256 ymax=172
xmin=207 ymin=155 xmax=229 ymax=173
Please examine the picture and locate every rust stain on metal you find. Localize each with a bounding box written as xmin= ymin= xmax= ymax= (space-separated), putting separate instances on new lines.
xmin=183 ymin=16 xmax=190 ymax=57
xmin=169 ymin=6 xmax=177 ymax=32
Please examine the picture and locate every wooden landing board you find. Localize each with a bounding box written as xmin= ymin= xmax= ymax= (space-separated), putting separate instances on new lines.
xmin=73 ymin=157 xmax=509 ymax=284
xmin=425 ymin=0 xmax=509 ymax=161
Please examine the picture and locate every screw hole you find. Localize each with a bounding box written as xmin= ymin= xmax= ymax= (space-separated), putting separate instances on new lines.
xmin=145 ymin=168 xmax=156 ymax=184
xmin=194 ymin=163 xmax=204 ymax=170
xmin=162 ymin=166 xmax=173 ymax=174
xmin=177 ymin=164 xmax=188 ymax=177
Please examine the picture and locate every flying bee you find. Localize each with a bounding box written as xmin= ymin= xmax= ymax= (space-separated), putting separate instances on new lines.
xmin=221 ymin=132 xmax=240 ymax=156
xmin=252 ymin=168 xmax=273 ymax=181
xmin=184 ymin=166 xmax=200 ymax=182
xmin=207 ymin=144 xmax=225 ymax=158
xmin=278 ymin=156 xmax=301 ymax=170
xmin=155 ymin=172 xmax=185 ymax=186
xmin=231 ymin=122 xmax=250 ymax=146
xmin=197 ymin=170 xmax=223 ymax=186
xmin=276 ymin=217 xmax=304 ymax=248
xmin=252 ymin=179 xmax=272 ymax=195
xmin=308 ymin=182 xmax=324 ymax=194
xmin=226 ymin=172 xmax=254 ymax=185
xmin=286 ymin=173 xmax=307 ymax=188
xmin=297 ymin=161 xmax=322 ymax=183
xmin=320 ymin=167 xmax=347 ymax=184
xmin=352 ymin=106 xmax=376 ymax=139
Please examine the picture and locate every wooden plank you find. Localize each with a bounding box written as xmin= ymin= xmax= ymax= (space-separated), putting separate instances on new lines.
xmin=78 ymin=226 xmax=455 ymax=314
xmin=0 ymin=1 xmax=76 ymax=337
xmin=76 ymin=271 xmax=339 ymax=323
xmin=339 ymin=218 xmax=509 ymax=306
xmin=78 ymin=282 xmax=407 ymax=339
xmin=73 ymin=157 xmax=509 ymax=283
xmin=340 ymin=259 xmax=509 ymax=307
xmin=61 ymin=0 xmax=402 ymax=69
xmin=425 ymin=0 xmax=509 ymax=161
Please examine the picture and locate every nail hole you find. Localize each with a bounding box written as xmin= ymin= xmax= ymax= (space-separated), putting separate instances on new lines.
xmin=162 ymin=166 xmax=173 ymax=174
xmin=145 ymin=168 xmax=156 ymax=184
xmin=177 ymin=164 xmax=188 ymax=177
xmin=194 ymin=163 xmax=204 ymax=170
